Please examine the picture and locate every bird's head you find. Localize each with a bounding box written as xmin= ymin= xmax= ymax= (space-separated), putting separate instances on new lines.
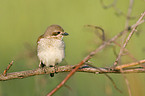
xmin=43 ymin=25 xmax=69 ymax=40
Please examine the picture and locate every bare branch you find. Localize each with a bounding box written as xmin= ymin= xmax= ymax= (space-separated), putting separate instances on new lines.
xmin=3 ymin=60 xmax=14 ymax=76
xmin=85 ymin=25 xmax=105 ymax=41
xmin=1 ymin=60 xmax=145 ymax=81
xmin=115 ymin=59 xmax=145 ymax=70
xmin=114 ymin=11 xmax=145 ymax=66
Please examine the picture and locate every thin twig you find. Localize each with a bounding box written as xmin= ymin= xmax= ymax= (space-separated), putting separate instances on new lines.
xmin=131 ymin=19 xmax=145 ymax=28
xmin=121 ymin=70 xmax=132 ymax=96
xmin=114 ymin=11 xmax=145 ymax=66
xmin=85 ymin=25 xmax=105 ymax=41
xmin=3 ymin=61 xmax=14 ymax=76
xmin=100 ymin=0 xmax=127 ymax=17
xmin=115 ymin=59 xmax=145 ymax=70
xmin=125 ymin=0 xmax=134 ymax=27
xmin=113 ymin=41 xmax=137 ymax=61
xmin=105 ymin=73 xmax=122 ymax=93
xmin=100 ymin=0 xmax=117 ymax=9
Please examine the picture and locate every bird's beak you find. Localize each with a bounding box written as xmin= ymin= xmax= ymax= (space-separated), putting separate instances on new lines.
xmin=62 ymin=32 xmax=69 ymax=36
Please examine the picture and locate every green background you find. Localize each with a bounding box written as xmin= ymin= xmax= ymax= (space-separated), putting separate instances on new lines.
xmin=0 ymin=0 xmax=145 ymax=96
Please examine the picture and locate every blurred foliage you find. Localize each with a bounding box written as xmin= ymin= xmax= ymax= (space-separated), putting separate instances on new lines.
xmin=0 ymin=0 xmax=145 ymax=96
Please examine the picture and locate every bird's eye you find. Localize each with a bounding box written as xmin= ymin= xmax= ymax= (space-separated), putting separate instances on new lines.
xmin=57 ymin=32 xmax=60 ymax=34
xmin=52 ymin=32 xmax=61 ymax=36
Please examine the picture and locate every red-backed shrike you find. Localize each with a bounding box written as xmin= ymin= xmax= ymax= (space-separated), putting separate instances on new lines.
xmin=37 ymin=25 xmax=68 ymax=77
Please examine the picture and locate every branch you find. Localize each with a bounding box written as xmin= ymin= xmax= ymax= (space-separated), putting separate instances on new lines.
xmin=114 ymin=11 xmax=145 ymax=66
xmin=3 ymin=60 xmax=14 ymax=76
xmin=1 ymin=59 xmax=145 ymax=81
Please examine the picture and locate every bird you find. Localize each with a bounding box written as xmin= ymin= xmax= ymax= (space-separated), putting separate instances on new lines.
xmin=37 ymin=25 xmax=69 ymax=77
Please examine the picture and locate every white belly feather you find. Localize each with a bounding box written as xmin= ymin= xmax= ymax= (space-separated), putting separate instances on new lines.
xmin=37 ymin=38 xmax=65 ymax=66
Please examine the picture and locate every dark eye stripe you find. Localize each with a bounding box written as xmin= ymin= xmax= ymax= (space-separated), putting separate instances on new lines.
xmin=52 ymin=32 xmax=60 ymax=36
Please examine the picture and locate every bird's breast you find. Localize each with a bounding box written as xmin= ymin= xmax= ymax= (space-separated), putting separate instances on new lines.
xmin=37 ymin=38 xmax=65 ymax=50
xmin=37 ymin=38 xmax=65 ymax=66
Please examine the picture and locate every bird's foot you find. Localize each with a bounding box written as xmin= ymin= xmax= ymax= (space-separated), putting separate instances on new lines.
xmin=39 ymin=62 xmax=47 ymax=73
xmin=39 ymin=62 xmax=46 ymax=68
xmin=49 ymin=65 xmax=59 ymax=77
xmin=49 ymin=65 xmax=55 ymax=77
